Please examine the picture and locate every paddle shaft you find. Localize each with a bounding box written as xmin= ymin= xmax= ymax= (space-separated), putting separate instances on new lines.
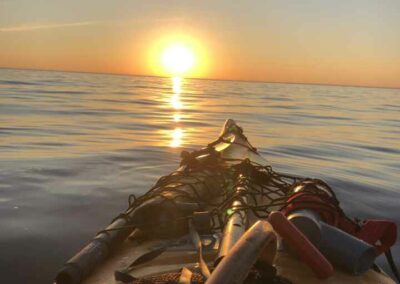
xmin=206 ymin=220 xmax=276 ymax=284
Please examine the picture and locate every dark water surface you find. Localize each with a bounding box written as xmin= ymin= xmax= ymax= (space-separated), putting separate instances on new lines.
xmin=0 ymin=68 xmax=399 ymax=283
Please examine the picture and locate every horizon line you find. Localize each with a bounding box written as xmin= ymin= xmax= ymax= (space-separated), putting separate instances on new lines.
xmin=0 ymin=66 xmax=399 ymax=90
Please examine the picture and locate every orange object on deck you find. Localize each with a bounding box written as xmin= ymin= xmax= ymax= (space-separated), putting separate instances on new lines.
xmin=268 ymin=211 xmax=334 ymax=279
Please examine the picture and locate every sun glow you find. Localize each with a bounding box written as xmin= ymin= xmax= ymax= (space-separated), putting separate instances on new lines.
xmin=147 ymin=32 xmax=209 ymax=78
xmin=162 ymin=44 xmax=194 ymax=75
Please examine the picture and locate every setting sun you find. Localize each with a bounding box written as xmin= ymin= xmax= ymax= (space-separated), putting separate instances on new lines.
xmin=147 ymin=32 xmax=209 ymax=78
xmin=162 ymin=44 xmax=194 ymax=75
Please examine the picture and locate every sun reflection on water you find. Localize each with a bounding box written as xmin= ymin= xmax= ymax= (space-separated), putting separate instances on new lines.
xmin=173 ymin=113 xmax=181 ymax=122
xmin=171 ymin=77 xmax=183 ymax=110
xmin=169 ymin=77 xmax=184 ymax=147
xmin=170 ymin=127 xmax=183 ymax=147
xmin=172 ymin=76 xmax=181 ymax=93
xmin=171 ymin=95 xmax=182 ymax=110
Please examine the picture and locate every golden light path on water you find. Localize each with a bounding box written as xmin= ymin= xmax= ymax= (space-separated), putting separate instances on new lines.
xmin=170 ymin=76 xmax=183 ymax=147
xmin=171 ymin=77 xmax=183 ymax=110
xmin=170 ymin=127 xmax=183 ymax=148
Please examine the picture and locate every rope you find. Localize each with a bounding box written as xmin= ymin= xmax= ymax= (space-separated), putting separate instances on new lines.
xmin=385 ymin=249 xmax=400 ymax=283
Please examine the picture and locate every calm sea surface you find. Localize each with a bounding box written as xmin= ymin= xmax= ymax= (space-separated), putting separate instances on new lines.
xmin=0 ymin=68 xmax=399 ymax=283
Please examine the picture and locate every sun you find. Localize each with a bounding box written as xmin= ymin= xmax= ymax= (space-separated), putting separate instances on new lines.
xmin=162 ymin=44 xmax=195 ymax=75
xmin=147 ymin=32 xmax=209 ymax=77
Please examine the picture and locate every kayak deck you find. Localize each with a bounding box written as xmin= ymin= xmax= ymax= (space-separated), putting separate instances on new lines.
xmin=83 ymin=233 xmax=395 ymax=284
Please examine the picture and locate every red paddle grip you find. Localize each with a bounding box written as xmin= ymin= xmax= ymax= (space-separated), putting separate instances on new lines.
xmin=268 ymin=211 xmax=334 ymax=279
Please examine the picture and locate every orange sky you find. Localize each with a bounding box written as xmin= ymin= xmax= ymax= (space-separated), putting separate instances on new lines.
xmin=0 ymin=1 xmax=399 ymax=88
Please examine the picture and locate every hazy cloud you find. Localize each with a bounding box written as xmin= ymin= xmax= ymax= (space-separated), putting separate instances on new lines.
xmin=0 ymin=21 xmax=96 ymax=32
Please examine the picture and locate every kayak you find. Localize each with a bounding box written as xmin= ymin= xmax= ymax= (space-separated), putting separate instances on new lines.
xmin=55 ymin=119 xmax=397 ymax=284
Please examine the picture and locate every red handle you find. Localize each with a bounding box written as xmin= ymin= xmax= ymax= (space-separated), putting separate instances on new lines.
xmin=356 ymin=219 xmax=397 ymax=254
xmin=268 ymin=211 xmax=334 ymax=279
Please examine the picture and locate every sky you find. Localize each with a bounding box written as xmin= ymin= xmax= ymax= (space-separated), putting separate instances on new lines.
xmin=0 ymin=0 xmax=399 ymax=88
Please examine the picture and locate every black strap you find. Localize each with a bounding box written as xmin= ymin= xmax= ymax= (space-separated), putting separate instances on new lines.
xmin=189 ymin=220 xmax=211 ymax=279
xmin=385 ymin=248 xmax=400 ymax=283
xmin=114 ymin=244 xmax=168 ymax=283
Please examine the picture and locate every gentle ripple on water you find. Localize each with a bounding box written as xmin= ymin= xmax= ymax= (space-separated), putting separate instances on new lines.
xmin=0 ymin=68 xmax=399 ymax=283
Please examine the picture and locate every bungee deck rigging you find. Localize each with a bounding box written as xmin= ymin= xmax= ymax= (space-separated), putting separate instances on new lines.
xmin=55 ymin=119 xmax=398 ymax=284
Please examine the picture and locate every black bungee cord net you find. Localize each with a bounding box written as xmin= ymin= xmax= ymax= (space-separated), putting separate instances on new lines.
xmin=99 ymin=151 xmax=304 ymax=237
xmin=97 ymin=123 xmax=309 ymax=234
xmin=110 ymin=155 xmax=300 ymax=284
xmin=98 ymin=149 xmax=231 ymax=236
xmin=211 ymin=160 xmax=301 ymax=225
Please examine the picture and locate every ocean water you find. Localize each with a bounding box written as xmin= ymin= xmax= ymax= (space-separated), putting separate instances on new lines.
xmin=0 ymin=68 xmax=399 ymax=283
